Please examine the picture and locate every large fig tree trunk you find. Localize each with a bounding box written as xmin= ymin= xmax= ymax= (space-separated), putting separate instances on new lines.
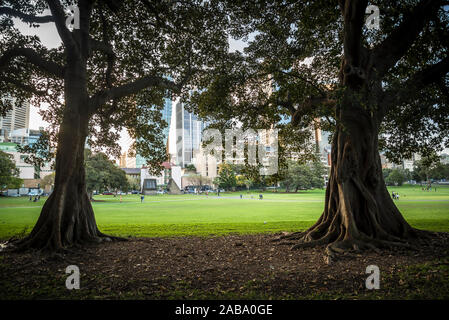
xmin=280 ymin=90 xmax=426 ymax=255
xmin=14 ymin=65 xmax=118 ymax=252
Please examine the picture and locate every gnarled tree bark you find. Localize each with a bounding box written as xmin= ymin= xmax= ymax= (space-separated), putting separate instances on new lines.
xmin=275 ymin=0 xmax=445 ymax=256
xmin=1 ymin=0 xmax=189 ymax=253
xmin=278 ymin=90 xmax=429 ymax=256
xmin=11 ymin=64 xmax=123 ymax=252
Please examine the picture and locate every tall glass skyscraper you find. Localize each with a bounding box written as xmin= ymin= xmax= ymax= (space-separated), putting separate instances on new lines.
xmin=135 ymin=96 xmax=172 ymax=168
xmin=175 ymin=102 xmax=206 ymax=167
xmin=161 ymin=97 xmax=172 ymax=141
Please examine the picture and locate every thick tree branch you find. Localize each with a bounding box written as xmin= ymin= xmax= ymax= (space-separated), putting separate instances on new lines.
xmin=382 ymin=56 xmax=449 ymax=111
xmin=277 ymin=97 xmax=296 ymax=115
xmin=291 ymin=95 xmax=336 ymax=127
xmin=0 ymin=47 xmax=64 ymax=78
xmin=1 ymin=76 xmax=48 ymax=96
xmin=0 ymin=7 xmax=54 ymax=23
xmin=341 ymin=0 xmax=368 ymax=69
xmin=77 ymin=0 xmax=93 ymax=59
xmin=372 ymin=0 xmax=443 ymax=77
xmin=45 ymin=0 xmax=78 ymax=54
xmin=88 ymin=75 xmax=181 ymax=114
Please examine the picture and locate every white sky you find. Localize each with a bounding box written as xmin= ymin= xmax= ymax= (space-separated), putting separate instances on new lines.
xmin=14 ymin=16 xmax=59 ymax=131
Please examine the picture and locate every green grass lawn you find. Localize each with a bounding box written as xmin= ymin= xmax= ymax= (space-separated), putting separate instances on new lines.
xmin=0 ymin=184 xmax=448 ymax=239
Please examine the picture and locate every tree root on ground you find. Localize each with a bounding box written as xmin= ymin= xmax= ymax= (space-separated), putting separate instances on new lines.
xmin=1 ymin=231 xmax=129 ymax=254
xmin=273 ymin=227 xmax=438 ymax=263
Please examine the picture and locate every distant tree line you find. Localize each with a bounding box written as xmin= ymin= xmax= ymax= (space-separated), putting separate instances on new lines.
xmin=382 ymin=158 xmax=449 ymax=186
xmin=382 ymin=168 xmax=411 ymax=186
xmin=280 ymin=160 xmax=328 ymax=192
xmin=0 ymin=150 xmax=23 ymax=190
xmin=85 ymin=150 xmax=130 ymax=197
xmin=412 ymin=159 xmax=449 ymax=183
xmin=213 ymin=160 xmax=328 ymax=192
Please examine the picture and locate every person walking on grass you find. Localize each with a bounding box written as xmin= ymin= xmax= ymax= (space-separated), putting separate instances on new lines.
xmin=141 ymin=195 xmax=144 ymax=203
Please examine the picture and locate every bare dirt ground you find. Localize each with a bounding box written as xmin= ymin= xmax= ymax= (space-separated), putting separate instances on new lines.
xmin=1 ymin=233 xmax=448 ymax=299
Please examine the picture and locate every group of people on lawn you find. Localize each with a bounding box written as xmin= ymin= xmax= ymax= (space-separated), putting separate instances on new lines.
xmin=29 ymin=195 xmax=40 ymax=202
xmin=391 ymin=191 xmax=400 ymax=200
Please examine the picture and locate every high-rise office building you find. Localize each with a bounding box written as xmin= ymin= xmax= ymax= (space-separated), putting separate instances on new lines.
xmin=135 ymin=97 xmax=172 ymax=168
xmin=174 ymin=102 xmax=206 ymax=167
xmin=0 ymin=97 xmax=30 ymax=139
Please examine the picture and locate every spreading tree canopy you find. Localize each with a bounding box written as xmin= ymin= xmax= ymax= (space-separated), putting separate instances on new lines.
xmin=280 ymin=160 xmax=327 ymax=192
xmin=0 ymin=0 xmax=229 ymax=251
xmin=85 ymin=149 xmax=129 ymax=195
xmin=214 ymin=163 xmax=237 ymax=191
xmin=189 ymin=0 xmax=449 ymax=255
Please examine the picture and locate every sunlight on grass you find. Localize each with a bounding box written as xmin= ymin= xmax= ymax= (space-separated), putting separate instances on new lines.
xmin=0 ymin=185 xmax=448 ymax=239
